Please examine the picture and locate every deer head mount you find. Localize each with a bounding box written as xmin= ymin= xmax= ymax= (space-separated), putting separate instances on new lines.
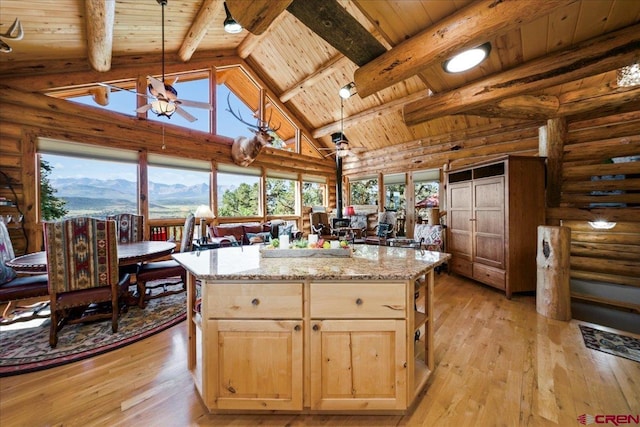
xmin=226 ymin=94 xmax=280 ymax=167
xmin=0 ymin=18 xmax=24 ymax=53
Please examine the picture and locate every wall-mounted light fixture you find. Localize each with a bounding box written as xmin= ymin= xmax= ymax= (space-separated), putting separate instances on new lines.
xmin=588 ymin=220 xmax=617 ymax=230
xmin=443 ymin=42 xmax=491 ymax=73
xmin=339 ymin=82 xmax=357 ymax=99
xmin=223 ymin=2 xmax=243 ymax=34
xmin=617 ymin=62 xmax=640 ymax=87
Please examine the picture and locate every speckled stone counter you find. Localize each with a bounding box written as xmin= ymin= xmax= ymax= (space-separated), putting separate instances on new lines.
xmin=172 ymin=243 xmax=449 ymax=281
xmin=173 ymin=244 xmax=450 ymax=415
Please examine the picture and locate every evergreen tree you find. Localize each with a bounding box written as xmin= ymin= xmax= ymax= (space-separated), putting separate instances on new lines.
xmin=40 ymin=159 xmax=68 ymax=220
xmin=219 ymin=182 xmax=259 ymax=216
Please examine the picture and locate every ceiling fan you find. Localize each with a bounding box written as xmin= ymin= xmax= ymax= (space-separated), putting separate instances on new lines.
xmin=318 ymin=98 xmax=365 ymax=159
xmin=99 ymin=0 xmax=212 ymax=122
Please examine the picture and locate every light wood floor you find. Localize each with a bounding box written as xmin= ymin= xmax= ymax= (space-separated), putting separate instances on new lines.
xmin=1 ymin=274 xmax=638 ymax=427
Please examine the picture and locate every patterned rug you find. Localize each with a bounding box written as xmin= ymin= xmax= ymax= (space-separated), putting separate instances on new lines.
xmin=0 ymin=281 xmax=186 ymax=376
xmin=579 ymin=324 xmax=640 ymax=363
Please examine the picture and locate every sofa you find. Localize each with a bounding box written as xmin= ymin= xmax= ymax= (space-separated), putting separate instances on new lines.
xmin=208 ymin=220 xmax=301 ymax=246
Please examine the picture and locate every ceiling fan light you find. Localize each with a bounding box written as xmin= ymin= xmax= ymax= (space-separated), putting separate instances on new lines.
xmin=151 ymin=99 xmax=176 ymax=118
xmin=443 ymin=42 xmax=491 ymax=73
xmin=223 ymin=2 xmax=243 ymax=34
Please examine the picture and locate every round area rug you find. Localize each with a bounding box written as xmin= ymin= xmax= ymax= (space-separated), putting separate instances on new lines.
xmin=0 ymin=281 xmax=186 ymax=377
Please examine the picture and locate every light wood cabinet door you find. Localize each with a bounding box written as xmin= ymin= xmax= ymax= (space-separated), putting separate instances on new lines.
xmin=309 ymin=319 xmax=407 ymax=411
xmin=209 ymin=319 xmax=303 ymax=411
xmin=448 ymin=181 xmax=473 ymax=261
xmin=473 ymin=176 xmax=505 ymax=269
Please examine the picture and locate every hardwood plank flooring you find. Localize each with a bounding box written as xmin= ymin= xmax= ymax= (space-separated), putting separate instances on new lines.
xmin=1 ymin=274 xmax=638 ymax=426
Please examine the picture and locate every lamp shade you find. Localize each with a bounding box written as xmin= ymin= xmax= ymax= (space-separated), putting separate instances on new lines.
xmin=345 ymin=206 xmax=356 ymax=216
xmin=195 ymin=205 xmax=215 ymax=219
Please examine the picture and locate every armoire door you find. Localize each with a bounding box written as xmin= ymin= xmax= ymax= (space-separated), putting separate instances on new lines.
xmin=472 ymin=177 xmax=505 ymax=269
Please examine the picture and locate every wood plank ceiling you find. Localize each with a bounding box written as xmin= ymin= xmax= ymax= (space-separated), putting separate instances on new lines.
xmin=1 ymin=0 xmax=639 ymax=169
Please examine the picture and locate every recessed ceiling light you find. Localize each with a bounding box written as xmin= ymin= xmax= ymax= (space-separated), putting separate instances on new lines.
xmin=443 ymin=42 xmax=491 ymax=73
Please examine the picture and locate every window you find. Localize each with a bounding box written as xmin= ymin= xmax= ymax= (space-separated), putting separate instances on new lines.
xmin=266 ymin=171 xmax=297 ymax=216
xmin=414 ymin=169 xmax=440 ymax=220
xmin=302 ymin=175 xmax=326 ymax=207
xmin=384 ymin=173 xmax=406 ymax=212
xmin=217 ymin=165 xmax=261 ymax=217
xmin=38 ymin=139 xmax=138 ymax=220
xmin=67 ymin=82 xmax=139 ymax=117
xmin=350 ymin=177 xmax=378 ymax=205
xmin=148 ymin=71 xmax=211 ymax=133
xmin=147 ymin=154 xmax=210 ymax=219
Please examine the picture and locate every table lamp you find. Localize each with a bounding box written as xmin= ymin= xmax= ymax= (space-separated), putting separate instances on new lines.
xmin=344 ymin=206 xmax=356 ymax=217
xmin=194 ymin=205 xmax=215 ymax=244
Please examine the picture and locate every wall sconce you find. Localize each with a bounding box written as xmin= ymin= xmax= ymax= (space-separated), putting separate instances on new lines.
xmin=223 ymin=2 xmax=243 ymax=34
xmin=443 ymin=42 xmax=491 ymax=73
xmin=588 ymin=220 xmax=617 ymax=230
xmin=195 ymin=205 xmax=216 ymax=243
xmin=339 ymin=82 xmax=357 ymax=99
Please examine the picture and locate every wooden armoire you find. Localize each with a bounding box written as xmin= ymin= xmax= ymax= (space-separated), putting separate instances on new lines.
xmin=446 ymin=155 xmax=546 ymax=298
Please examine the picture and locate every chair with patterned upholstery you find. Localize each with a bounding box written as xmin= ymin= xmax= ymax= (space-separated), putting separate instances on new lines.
xmin=0 ymin=221 xmax=49 ymax=323
xmin=364 ymin=211 xmax=397 ymax=245
xmin=106 ymin=213 xmax=144 ymax=244
xmin=44 ymin=217 xmax=129 ymax=347
xmin=107 ymin=213 xmax=144 ymax=278
xmin=135 ymin=213 xmax=195 ymax=308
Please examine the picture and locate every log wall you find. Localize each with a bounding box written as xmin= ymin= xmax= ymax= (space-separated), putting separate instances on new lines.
xmin=342 ymin=109 xmax=638 ymax=315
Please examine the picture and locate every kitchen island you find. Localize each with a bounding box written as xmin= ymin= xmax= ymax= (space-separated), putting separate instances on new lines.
xmin=172 ymin=244 xmax=450 ymax=414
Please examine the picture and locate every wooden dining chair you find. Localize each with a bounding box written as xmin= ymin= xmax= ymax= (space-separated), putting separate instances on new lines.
xmin=0 ymin=220 xmax=49 ymax=324
xmin=106 ymin=213 xmax=144 ymax=244
xmin=44 ymin=217 xmax=130 ymax=347
xmin=107 ymin=213 xmax=145 ymax=279
xmin=135 ymin=213 xmax=195 ymax=308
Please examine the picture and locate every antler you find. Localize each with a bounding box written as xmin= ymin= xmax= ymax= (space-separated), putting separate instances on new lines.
xmin=1 ymin=18 xmax=24 ymax=40
xmin=226 ymin=93 xmax=260 ymax=130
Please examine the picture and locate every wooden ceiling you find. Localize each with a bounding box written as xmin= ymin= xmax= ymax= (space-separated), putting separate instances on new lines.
xmin=1 ymin=0 xmax=639 ymax=164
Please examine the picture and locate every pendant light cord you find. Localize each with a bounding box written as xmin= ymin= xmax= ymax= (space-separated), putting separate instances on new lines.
xmin=161 ymin=2 xmax=165 ymax=83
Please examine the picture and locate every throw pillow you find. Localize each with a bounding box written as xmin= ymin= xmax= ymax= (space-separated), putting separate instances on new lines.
xmin=278 ymin=224 xmax=293 ymax=238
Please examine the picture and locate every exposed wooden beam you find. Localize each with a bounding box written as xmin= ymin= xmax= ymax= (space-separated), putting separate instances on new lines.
xmin=85 ymin=0 xmax=115 ymax=72
xmin=403 ymin=24 xmax=640 ymax=126
xmin=286 ymin=0 xmax=386 ymax=66
xmin=226 ymin=0 xmax=292 ymax=35
xmin=353 ymin=0 xmax=574 ymax=98
xmin=312 ymin=90 xmax=426 ymax=139
xmin=465 ymin=95 xmax=561 ymax=120
xmin=280 ymin=55 xmax=349 ymax=103
xmin=540 ymin=118 xmax=567 ymax=213
xmin=178 ymin=0 xmax=224 ymax=62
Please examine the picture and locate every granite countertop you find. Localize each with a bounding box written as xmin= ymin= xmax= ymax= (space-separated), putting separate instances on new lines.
xmin=172 ymin=244 xmax=450 ymax=281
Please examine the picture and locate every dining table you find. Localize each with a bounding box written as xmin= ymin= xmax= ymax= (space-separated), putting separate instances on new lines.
xmin=6 ymin=240 xmax=177 ymax=274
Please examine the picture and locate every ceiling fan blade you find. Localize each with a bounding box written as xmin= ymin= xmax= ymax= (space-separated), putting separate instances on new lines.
xmin=136 ymin=104 xmax=153 ymax=113
xmin=177 ymin=99 xmax=213 ymax=110
xmin=98 ymin=82 xmax=148 ymax=99
xmin=148 ymin=76 xmax=167 ymax=98
xmin=175 ymin=106 xmax=197 ymax=122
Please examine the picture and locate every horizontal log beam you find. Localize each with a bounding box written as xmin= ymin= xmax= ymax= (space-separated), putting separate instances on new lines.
xmin=354 ymin=0 xmax=573 ymax=98
xmin=403 ymin=24 xmax=640 ymax=126
xmin=464 ymin=95 xmax=560 ymax=120
xmin=546 ymin=207 xmax=640 ymax=222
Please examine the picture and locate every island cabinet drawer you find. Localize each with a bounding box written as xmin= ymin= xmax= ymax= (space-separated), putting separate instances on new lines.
xmin=205 ymin=282 xmax=303 ymax=319
xmin=310 ymin=282 xmax=406 ymax=318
